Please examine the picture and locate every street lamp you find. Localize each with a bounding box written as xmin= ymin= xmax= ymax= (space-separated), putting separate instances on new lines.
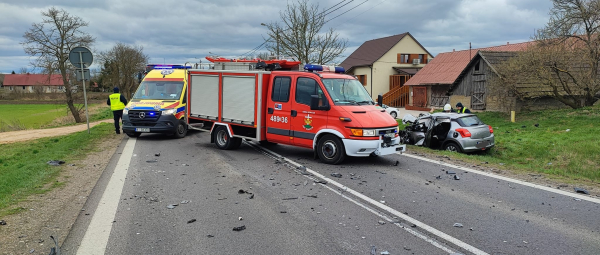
xmin=261 ymin=23 xmax=279 ymax=59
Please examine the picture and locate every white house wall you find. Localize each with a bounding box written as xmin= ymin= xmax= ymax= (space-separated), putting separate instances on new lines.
xmin=370 ymin=36 xmax=432 ymax=99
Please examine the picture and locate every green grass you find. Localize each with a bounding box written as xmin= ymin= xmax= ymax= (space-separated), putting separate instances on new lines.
xmin=399 ymin=105 xmax=600 ymax=183
xmin=0 ymin=104 xmax=113 ymax=131
xmin=0 ymin=104 xmax=68 ymax=130
xmin=0 ymin=123 xmax=114 ymax=215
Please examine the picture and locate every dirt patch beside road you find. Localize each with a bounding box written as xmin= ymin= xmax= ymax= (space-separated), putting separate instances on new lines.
xmin=0 ymin=133 xmax=123 ymax=255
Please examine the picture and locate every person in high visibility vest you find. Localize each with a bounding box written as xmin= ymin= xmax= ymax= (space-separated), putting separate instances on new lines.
xmin=455 ymin=102 xmax=471 ymax=113
xmin=107 ymin=87 xmax=128 ymax=134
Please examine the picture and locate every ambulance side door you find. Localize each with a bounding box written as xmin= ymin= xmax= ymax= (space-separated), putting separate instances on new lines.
xmin=265 ymin=76 xmax=293 ymax=144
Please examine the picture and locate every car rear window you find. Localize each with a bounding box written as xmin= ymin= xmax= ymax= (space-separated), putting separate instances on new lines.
xmin=457 ymin=116 xmax=484 ymax=127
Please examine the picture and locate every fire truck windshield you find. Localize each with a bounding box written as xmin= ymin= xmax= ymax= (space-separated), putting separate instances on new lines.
xmin=322 ymin=78 xmax=373 ymax=105
xmin=132 ymin=81 xmax=184 ymax=100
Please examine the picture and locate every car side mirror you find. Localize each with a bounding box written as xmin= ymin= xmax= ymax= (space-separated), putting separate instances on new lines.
xmin=377 ymin=94 xmax=383 ymax=106
xmin=310 ymin=95 xmax=330 ymax=111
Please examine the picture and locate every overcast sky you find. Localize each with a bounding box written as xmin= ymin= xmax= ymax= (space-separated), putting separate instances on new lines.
xmin=0 ymin=0 xmax=554 ymax=73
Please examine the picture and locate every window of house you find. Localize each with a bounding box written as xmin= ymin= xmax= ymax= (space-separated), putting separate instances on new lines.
xmin=9 ymin=86 xmax=13 ymax=91
xmin=418 ymin=54 xmax=424 ymax=63
xmin=295 ymin=77 xmax=324 ymax=105
xmin=474 ymin=60 xmax=481 ymax=72
xmin=397 ymin=54 xmax=410 ymax=64
xmin=356 ymin=75 xmax=367 ymax=86
xmin=22 ymin=86 xmax=25 ymax=90
xmin=271 ymin=76 xmax=291 ymax=102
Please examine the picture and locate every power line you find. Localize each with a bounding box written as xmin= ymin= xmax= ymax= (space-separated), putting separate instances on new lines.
xmin=325 ymin=0 xmax=369 ymax=24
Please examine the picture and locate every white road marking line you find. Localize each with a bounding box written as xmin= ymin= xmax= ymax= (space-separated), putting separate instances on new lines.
xmin=401 ymin=153 xmax=600 ymax=204
xmin=250 ymin=142 xmax=487 ymax=255
xmin=77 ymin=138 xmax=137 ymax=255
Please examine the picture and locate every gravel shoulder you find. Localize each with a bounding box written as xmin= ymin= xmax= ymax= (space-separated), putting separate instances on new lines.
xmin=0 ymin=119 xmax=112 ymax=145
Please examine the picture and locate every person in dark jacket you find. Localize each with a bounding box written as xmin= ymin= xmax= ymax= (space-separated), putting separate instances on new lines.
xmin=107 ymin=87 xmax=128 ymax=134
xmin=455 ymin=102 xmax=471 ymax=113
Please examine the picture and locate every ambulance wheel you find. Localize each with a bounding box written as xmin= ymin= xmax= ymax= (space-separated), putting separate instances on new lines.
xmin=174 ymin=119 xmax=187 ymax=139
xmin=317 ymin=134 xmax=346 ymax=165
xmin=126 ymin=132 xmax=141 ymax=138
xmin=214 ymin=125 xmax=241 ymax=150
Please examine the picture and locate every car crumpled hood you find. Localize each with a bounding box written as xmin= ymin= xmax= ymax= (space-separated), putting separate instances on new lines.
xmin=340 ymin=105 xmax=398 ymax=128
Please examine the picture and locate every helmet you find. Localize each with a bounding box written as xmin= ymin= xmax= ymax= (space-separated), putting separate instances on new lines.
xmin=443 ymin=104 xmax=451 ymax=111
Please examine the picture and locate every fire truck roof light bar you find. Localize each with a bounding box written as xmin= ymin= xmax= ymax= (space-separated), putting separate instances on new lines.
xmin=304 ymin=64 xmax=345 ymax=73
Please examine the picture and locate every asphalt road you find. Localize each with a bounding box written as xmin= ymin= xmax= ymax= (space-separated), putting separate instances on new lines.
xmin=66 ymin=130 xmax=600 ymax=255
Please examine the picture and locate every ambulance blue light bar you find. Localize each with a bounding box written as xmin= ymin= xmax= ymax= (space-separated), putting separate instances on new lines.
xmin=304 ymin=64 xmax=345 ymax=73
xmin=146 ymin=64 xmax=191 ymax=71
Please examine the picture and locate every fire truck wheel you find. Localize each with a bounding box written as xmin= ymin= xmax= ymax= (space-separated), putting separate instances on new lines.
xmin=214 ymin=125 xmax=241 ymax=150
xmin=174 ymin=120 xmax=188 ymax=138
xmin=317 ymin=134 xmax=346 ymax=165
xmin=126 ymin=132 xmax=141 ymax=138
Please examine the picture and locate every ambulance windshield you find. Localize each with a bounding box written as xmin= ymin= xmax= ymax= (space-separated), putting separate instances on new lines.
xmin=132 ymin=81 xmax=184 ymax=100
xmin=322 ymin=78 xmax=373 ymax=105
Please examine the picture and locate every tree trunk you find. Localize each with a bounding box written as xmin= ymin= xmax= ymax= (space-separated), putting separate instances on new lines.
xmin=60 ymin=66 xmax=82 ymax=123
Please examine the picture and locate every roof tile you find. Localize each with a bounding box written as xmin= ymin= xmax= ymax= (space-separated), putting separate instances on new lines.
xmin=3 ymin=74 xmax=65 ymax=86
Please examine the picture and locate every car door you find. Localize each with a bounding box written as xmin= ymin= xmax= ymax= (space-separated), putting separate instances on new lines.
xmin=290 ymin=76 xmax=328 ymax=148
xmin=265 ymin=76 xmax=293 ymax=144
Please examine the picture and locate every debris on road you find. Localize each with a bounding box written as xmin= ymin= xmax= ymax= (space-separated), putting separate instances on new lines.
xmin=378 ymin=220 xmax=386 ymax=225
xmin=155 ymin=153 xmax=161 ymax=156
xmin=446 ymin=170 xmax=456 ymax=174
xmin=180 ymin=200 xmax=190 ymax=204
xmin=48 ymin=236 xmax=60 ymax=255
xmin=47 ymin=160 xmax=65 ymax=166
xmin=394 ymin=160 xmax=399 ymax=166
xmin=146 ymin=160 xmax=158 ymax=163
xmin=403 ymin=246 xmax=411 ymax=251
xmin=0 ymin=220 xmax=6 ymax=225
xmin=297 ymin=165 xmax=306 ymax=171
xmin=453 ymin=223 xmax=463 ymax=228
xmin=574 ymin=187 xmax=590 ymax=194
xmin=436 ymin=175 xmax=442 ymax=180
xmin=238 ymin=217 xmax=243 ymax=221
xmin=370 ymin=245 xmax=376 ymax=255
xmin=381 ymin=251 xmax=391 ymax=255
xmin=330 ymin=173 xmax=342 ymax=178
xmin=314 ymin=180 xmax=328 ymax=185
xmin=249 ymin=194 xmax=254 ymax=199
xmin=380 ymin=200 xmax=386 ymax=204
xmin=166 ymin=204 xmax=178 ymax=209
xmin=454 ymin=175 xmax=460 ymax=180
xmin=187 ymin=219 xmax=196 ymax=224
xmin=232 ymin=225 xmax=246 ymax=231
xmin=306 ymin=195 xmax=318 ymax=198
xmin=282 ymin=197 xmax=298 ymax=200
xmin=207 ymin=234 xmax=214 ymax=238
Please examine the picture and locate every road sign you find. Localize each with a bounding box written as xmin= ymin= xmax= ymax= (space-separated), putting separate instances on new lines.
xmin=69 ymin=46 xmax=93 ymax=68
xmin=76 ymin=69 xmax=90 ymax=81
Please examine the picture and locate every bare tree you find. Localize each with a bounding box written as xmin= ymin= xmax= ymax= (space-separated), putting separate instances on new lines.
xmin=522 ymin=0 xmax=600 ymax=108
xmin=98 ymin=43 xmax=148 ymax=99
xmin=262 ymin=0 xmax=347 ymax=64
xmin=21 ymin=7 xmax=94 ymax=122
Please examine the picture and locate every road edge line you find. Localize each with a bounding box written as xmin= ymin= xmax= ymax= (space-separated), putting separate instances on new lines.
xmin=76 ymin=138 xmax=137 ymax=255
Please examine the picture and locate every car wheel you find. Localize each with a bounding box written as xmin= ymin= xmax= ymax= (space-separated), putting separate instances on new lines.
xmin=214 ymin=125 xmax=241 ymax=150
xmin=126 ymin=132 xmax=141 ymax=138
xmin=444 ymin=142 xmax=462 ymax=153
xmin=173 ymin=119 xmax=188 ymax=139
xmin=390 ymin=111 xmax=397 ymax=119
xmin=317 ymin=134 xmax=346 ymax=164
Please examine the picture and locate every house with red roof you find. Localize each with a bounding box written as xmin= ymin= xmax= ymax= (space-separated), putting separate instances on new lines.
xmin=340 ymin=33 xmax=433 ymax=106
xmin=405 ymin=41 xmax=534 ymax=111
xmin=3 ymin=74 xmax=66 ymax=93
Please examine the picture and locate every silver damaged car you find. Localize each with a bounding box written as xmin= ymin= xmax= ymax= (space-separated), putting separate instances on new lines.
xmin=399 ymin=112 xmax=494 ymax=153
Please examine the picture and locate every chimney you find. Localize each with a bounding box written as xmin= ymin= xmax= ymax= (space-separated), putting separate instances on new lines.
xmin=453 ymin=49 xmax=455 ymax=52
xmin=507 ymin=42 xmax=510 ymax=45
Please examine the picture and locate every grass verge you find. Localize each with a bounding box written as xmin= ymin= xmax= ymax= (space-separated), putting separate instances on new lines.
xmin=399 ymin=105 xmax=600 ymax=183
xmin=0 ymin=123 xmax=114 ymax=215
xmin=0 ymin=104 xmax=113 ymax=131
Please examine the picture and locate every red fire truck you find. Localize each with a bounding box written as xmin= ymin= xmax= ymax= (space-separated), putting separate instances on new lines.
xmin=186 ymin=64 xmax=405 ymax=164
